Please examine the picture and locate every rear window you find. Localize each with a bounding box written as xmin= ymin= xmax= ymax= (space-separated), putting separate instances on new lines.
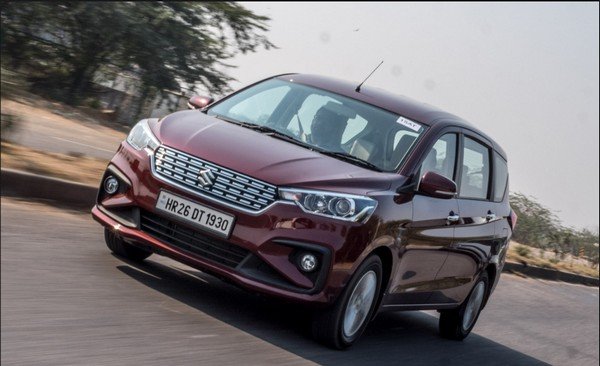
xmin=493 ymin=152 xmax=508 ymax=201
xmin=459 ymin=137 xmax=490 ymax=200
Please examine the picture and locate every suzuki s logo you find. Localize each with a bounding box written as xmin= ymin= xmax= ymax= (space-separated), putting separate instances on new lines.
xmin=197 ymin=168 xmax=216 ymax=187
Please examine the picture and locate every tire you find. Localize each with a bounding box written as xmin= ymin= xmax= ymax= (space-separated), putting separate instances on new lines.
xmin=104 ymin=228 xmax=152 ymax=262
xmin=312 ymin=255 xmax=382 ymax=349
xmin=439 ymin=272 xmax=489 ymax=340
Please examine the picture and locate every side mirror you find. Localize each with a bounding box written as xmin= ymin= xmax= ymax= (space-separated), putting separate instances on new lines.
xmin=418 ymin=171 xmax=457 ymax=199
xmin=187 ymin=95 xmax=214 ymax=110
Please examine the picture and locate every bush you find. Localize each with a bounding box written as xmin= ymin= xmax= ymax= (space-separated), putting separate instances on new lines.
xmin=1 ymin=113 xmax=19 ymax=142
xmin=549 ymin=258 xmax=560 ymax=264
xmin=515 ymin=245 xmax=532 ymax=258
xmin=85 ymin=98 xmax=102 ymax=109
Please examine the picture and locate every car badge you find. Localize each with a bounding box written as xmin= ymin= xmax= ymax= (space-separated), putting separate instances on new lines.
xmin=197 ymin=168 xmax=216 ymax=187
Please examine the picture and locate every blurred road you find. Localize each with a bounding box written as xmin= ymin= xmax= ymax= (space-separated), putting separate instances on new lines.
xmin=1 ymin=197 xmax=598 ymax=366
xmin=2 ymin=98 xmax=125 ymax=159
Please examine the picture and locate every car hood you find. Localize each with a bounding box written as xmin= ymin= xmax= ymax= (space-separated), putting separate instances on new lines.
xmin=150 ymin=111 xmax=399 ymax=193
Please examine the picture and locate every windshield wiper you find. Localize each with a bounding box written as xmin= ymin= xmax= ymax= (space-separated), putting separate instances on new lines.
xmin=212 ymin=114 xmax=315 ymax=149
xmin=212 ymin=114 xmax=250 ymax=126
xmin=213 ymin=114 xmax=280 ymax=134
xmin=263 ymin=131 xmax=382 ymax=171
xmin=257 ymin=127 xmax=319 ymax=149
xmin=318 ymin=151 xmax=383 ymax=172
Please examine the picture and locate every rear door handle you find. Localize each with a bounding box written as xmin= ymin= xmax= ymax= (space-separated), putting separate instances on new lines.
xmin=486 ymin=211 xmax=496 ymax=221
xmin=447 ymin=212 xmax=460 ymax=223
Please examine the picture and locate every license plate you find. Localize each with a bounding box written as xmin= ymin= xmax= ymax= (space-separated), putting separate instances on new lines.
xmin=155 ymin=191 xmax=235 ymax=238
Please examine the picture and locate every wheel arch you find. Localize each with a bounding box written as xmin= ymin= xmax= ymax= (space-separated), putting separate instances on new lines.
xmin=482 ymin=263 xmax=498 ymax=308
xmin=370 ymin=245 xmax=394 ymax=316
xmin=486 ymin=263 xmax=497 ymax=288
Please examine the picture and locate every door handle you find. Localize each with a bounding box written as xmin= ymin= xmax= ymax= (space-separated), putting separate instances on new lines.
xmin=447 ymin=211 xmax=460 ymax=223
xmin=486 ymin=211 xmax=496 ymax=221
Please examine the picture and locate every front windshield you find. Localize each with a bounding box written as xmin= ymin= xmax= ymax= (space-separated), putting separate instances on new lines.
xmin=207 ymin=78 xmax=425 ymax=172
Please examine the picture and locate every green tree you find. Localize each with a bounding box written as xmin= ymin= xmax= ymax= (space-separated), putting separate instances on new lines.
xmin=1 ymin=2 xmax=274 ymax=106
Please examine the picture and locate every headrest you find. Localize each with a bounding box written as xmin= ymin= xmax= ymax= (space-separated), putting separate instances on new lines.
xmin=396 ymin=134 xmax=417 ymax=153
xmin=321 ymin=101 xmax=357 ymax=119
xmin=423 ymin=148 xmax=437 ymax=172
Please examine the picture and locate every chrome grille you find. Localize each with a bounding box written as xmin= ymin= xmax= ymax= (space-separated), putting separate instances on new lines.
xmin=152 ymin=145 xmax=277 ymax=212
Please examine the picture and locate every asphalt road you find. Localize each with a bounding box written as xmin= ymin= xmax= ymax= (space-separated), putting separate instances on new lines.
xmin=1 ymin=197 xmax=598 ymax=366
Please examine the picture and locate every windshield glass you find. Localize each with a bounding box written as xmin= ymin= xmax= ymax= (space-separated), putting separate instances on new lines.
xmin=207 ymin=78 xmax=425 ymax=171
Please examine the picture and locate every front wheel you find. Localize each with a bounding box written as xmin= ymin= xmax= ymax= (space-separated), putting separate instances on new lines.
xmin=104 ymin=228 xmax=152 ymax=262
xmin=439 ymin=272 xmax=489 ymax=340
xmin=312 ymin=255 xmax=382 ymax=349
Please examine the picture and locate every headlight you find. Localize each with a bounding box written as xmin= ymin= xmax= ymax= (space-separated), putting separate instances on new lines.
xmin=279 ymin=188 xmax=377 ymax=223
xmin=126 ymin=119 xmax=160 ymax=153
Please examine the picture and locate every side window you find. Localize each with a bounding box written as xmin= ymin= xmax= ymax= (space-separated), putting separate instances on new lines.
xmin=493 ymin=152 xmax=508 ymax=201
xmin=228 ymin=85 xmax=290 ymax=123
xmin=421 ymin=133 xmax=457 ymax=181
xmin=460 ymin=137 xmax=491 ymax=200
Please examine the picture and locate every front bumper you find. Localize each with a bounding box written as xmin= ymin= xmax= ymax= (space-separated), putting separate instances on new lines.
xmin=92 ymin=142 xmax=377 ymax=305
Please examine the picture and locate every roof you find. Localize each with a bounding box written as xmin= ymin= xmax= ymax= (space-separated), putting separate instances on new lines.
xmin=275 ymin=73 xmax=506 ymax=159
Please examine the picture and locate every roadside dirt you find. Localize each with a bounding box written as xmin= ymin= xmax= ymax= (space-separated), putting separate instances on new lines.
xmin=1 ymin=96 xmax=126 ymax=159
xmin=1 ymin=142 xmax=107 ymax=186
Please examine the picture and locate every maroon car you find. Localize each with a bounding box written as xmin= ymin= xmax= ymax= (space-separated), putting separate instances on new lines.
xmin=92 ymin=73 xmax=515 ymax=349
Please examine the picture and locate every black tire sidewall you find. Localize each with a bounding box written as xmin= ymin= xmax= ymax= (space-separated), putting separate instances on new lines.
xmin=104 ymin=228 xmax=151 ymax=261
xmin=446 ymin=272 xmax=489 ymax=340
xmin=335 ymin=255 xmax=383 ymax=347
xmin=456 ymin=272 xmax=489 ymax=338
xmin=439 ymin=272 xmax=489 ymax=340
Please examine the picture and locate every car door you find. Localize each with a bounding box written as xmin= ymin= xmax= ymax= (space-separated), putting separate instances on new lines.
xmin=387 ymin=132 xmax=460 ymax=306
xmin=432 ymin=132 xmax=497 ymax=304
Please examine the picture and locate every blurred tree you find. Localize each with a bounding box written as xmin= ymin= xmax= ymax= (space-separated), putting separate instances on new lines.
xmin=509 ymin=192 xmax=559 ymax=247
xmin=1 ymin=1 xmax=273 ymax=107
xmin=510 ymin=192 xmax=599 ymax=266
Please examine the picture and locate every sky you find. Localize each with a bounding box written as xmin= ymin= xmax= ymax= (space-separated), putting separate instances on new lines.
xmin=222 ymin=2 xmax=599 ymax=230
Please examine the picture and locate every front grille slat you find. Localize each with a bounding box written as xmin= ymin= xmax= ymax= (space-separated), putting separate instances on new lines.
xmin=140 ymin=211 xmax=249 ymax=268
xmin=150 ymin=171 xmax=265 ymax=210
xmin=156 ymin=164 xmax=198 ymax=182
xmin=153 ymin=146 xmax=277 ymax=212
xmin=213 ymin=175 xmax=276 ymax=197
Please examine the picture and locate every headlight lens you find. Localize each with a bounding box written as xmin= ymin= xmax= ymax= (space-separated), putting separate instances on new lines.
xmin=126 ymin=119 xmax=160 ymax=153
xmin=279 ymin=188 xmax=377 ymax=223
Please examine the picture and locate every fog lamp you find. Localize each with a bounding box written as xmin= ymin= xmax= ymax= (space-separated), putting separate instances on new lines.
xmin=299 ymin=253 xmax=318 ymax=272
xmin=104 ymin=176 xmax=119 ymax=194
